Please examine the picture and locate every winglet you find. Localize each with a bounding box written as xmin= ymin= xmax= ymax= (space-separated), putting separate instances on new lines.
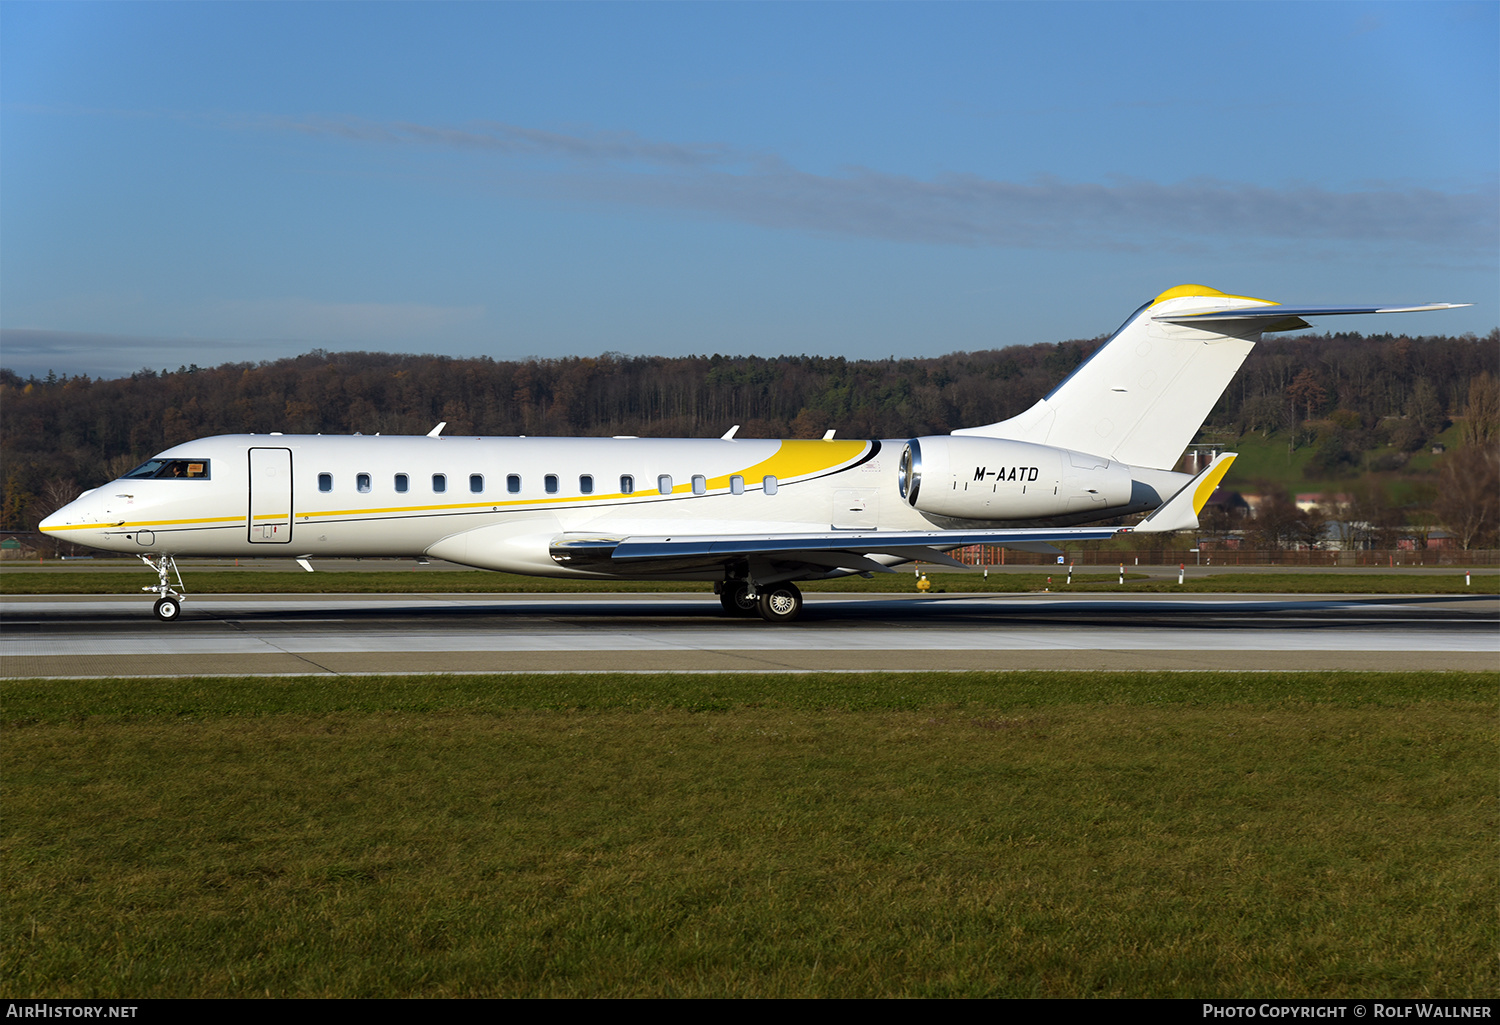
xmin=1132 ymin=453 xmax=1237 ymax=533
xmin=427 ymin=422 xmax=447 ymax=438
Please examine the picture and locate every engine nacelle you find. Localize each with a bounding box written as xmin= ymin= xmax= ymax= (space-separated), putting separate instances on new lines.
xmin=898 ymin=436 xmax=1133 ymax=520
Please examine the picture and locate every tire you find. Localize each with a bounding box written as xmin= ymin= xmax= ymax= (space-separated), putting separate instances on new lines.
xmin=153 ymin=597 xmax=181 ymax=622
xmin=757 ymin=583 xmax=803 ymax=623
xmin=719 ymin=581 xmax=759 ymax=617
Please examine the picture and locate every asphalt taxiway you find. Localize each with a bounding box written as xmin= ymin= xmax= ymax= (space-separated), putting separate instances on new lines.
xmin=4 ymin=591 xmax=1496 ymax=676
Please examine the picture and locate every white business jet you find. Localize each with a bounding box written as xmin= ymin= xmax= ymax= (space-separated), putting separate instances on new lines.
xmin=39 ymin=285 xmax=1466 ymax=622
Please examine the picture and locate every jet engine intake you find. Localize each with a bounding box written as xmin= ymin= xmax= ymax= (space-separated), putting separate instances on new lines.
xmin=897 ymin=436 xmax=1132 ymax=520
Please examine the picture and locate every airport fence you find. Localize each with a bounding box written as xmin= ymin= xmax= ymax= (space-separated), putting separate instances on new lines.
xmin=948 ymin=546 xmax=1500 ymax=568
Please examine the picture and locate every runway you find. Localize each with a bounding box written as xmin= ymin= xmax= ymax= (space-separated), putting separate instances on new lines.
xmin=4 ymin=591 xmax=1496 ymax=676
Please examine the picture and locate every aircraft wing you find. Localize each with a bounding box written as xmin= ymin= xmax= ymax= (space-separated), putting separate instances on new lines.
xmin=605 ymin=527 xmax=1118 ymax=559
xmin=550 ymin=526 xmax=1121 ymax=576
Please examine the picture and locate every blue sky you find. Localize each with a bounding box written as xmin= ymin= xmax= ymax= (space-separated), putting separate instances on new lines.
xmin=2 ymin=1 xmax=1495 ymax=380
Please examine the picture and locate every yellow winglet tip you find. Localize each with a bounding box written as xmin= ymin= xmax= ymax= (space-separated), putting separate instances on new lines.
xmin=1191 ymin=454 xmax=1237 ymax=513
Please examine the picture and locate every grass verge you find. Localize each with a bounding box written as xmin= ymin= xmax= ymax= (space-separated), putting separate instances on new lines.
xmin=3 ymin=671 xmax=1495 ymax=997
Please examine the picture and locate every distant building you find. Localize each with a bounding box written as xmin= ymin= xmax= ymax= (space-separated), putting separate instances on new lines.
xmin=1320 ymin=520 xmax=1379 ymax=551
xmin=1203 ymin=489 xmax=1251 ymax=520
xmin=1295 ymin=492 xmax=1353 ymax=513
xmin=1397 ymin=530 xmax=1457 ymax=551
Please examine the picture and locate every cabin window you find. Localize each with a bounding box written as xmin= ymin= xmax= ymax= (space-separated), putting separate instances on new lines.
xmin=692 ymin=475 xmax=707 ymax=495
xmin=432 ymin=474 xmax=447 ymax=494
xmin=657 ymin=474 xmax=673 ymax=495
xmin=620 ymin=475 xmax=634 ymax=495
xmin=123 ymin=459 xmax=212 ymax=480
xmin=730 ymin=475 xmax=745 ymax=495
xmin=469 ymin=474 xmax=484 ymax=494
xmin=580 ymin=475 xmax=594 ymax=495
xmin=318 ymin=473 xmax=332 ymax=493
xmin=507 ymin=474 xmax=521 ymax=494
xmin=763 ymin=475 xmax=778 ymax=495
xmin=357 ymin=473 xmax=371 ymax=494
xmin=394 ymin=474 xmax=409 ymax=493
xmin=545 ymin=474 xmax=559 ymax=495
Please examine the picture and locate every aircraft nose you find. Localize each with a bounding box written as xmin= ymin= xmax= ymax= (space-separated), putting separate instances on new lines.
xmin=40 ymin=490 xmax=100 ymax=536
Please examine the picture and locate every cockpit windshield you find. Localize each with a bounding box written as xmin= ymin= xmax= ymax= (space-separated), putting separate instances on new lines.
xmin=121 ymin=459 xmax=211 ymax=480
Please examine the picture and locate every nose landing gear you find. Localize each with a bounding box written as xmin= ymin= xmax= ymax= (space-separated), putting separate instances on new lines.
xmin=140 ymin=554 xmax=187 ymax=622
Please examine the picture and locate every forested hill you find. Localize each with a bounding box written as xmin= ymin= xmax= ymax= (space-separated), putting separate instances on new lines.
xmin=2 ymin=329 xmax=1496 ymax=531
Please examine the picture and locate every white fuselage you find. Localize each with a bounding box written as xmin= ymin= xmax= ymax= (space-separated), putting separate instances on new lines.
xmin=41 ymin=432 xmax=1171 ymax=580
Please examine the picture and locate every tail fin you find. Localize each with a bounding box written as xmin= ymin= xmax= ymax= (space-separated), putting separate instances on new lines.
xmin=955 ymin=285 xmax=1468 ymax=471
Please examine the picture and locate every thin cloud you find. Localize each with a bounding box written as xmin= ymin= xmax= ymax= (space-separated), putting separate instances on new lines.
xmin=257 ymin=113 xmax=1495 ymax=256
xmin=536 ymin=164 xmax=1495 ymax=254
xmin=212 ymin=297 xmax=485 ymax=342
xmin=0 ymin=328 xmax=234 ymax=379
xmin=258 ymin=114 xmax=737 ymax=168
xmin=0 ymin=298 xmax=487 ymax=378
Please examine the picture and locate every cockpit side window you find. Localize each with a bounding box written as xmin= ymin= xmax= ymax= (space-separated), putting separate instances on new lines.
xmin=122 ymin=459 xmax=211 ymax=480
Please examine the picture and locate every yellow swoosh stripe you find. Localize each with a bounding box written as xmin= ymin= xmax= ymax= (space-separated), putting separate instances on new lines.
xmin=40 ymin=516 xmax=242 ymax=533
xmin=300 ymin=440 xmax=872 ymax=519
xmin=43 ymin=440 xmax=875 ymax=531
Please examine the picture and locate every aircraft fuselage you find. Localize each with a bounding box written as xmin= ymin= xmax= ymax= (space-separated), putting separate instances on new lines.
xmin=41 ymin=432 xmax=1168 ymax=579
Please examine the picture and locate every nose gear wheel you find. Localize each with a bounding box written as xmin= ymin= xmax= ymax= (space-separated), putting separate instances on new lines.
xmin=140 ymin=554 xmax=187 ymax=622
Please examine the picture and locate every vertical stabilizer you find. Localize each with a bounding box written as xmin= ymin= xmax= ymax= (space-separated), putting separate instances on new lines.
xmin=955 ymin=286 xmax=1468 ymax=471
xmin=954 ymin=285 xmax=1272 ymax=470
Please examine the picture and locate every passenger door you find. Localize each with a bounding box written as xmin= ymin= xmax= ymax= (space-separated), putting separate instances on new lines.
xmin=248 ymin=447 xmax=293 ymax=544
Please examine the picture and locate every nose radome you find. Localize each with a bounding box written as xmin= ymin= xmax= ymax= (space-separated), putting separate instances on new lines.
xmin=40 ymin=490 xmax=99 ymax=532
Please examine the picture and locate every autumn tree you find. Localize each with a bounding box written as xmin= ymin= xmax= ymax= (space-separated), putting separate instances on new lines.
xmin=1462 ymin=371 xmax=1499 ymax=446
xmin=1433 ymin=443 xmax=1500 ymax=550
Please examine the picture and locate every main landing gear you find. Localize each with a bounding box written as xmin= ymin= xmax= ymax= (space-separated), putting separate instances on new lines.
xmin=140 ymin=554 xmax=187 ymax=622
xmin=718 ymin=580 xmax=804 ymax=623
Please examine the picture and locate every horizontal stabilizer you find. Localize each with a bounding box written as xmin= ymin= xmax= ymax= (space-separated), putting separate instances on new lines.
xmin=1156 ymin=303 xmax=1468 ymax=324
xmin=1132 ymin=452 xmax=1237 ymax=533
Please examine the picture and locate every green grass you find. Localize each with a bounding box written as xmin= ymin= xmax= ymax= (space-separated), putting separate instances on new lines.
xmin=3 ymin=672 xmax=1495 ymax=998
xmin=1217 ymin=431 xmax=1322 ymax=488
xmin=1215 ymin=422 xmax=1465 ymax=497
xmin=1 ymin=568 xmax=1492 ymax=595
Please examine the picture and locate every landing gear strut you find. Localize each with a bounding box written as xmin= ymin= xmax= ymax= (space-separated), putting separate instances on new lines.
xmin=140 ymin=554 xmax=186 ymax=622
